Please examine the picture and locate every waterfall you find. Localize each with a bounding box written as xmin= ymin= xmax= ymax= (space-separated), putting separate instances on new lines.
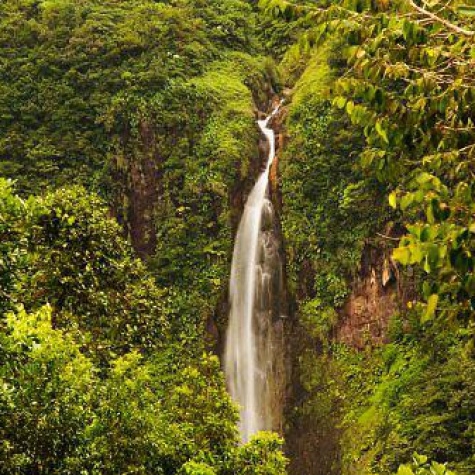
xmin=224 ymin=103 xmax=285 ymax=443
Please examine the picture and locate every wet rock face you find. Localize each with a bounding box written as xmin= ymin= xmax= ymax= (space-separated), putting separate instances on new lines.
xmin=128 ymin=122 xmax=161 ymax=258
xmin=268 ymin=105 xmax=288 ymax=209
xmin=111 ymin=120 xmax=161 ymax=259
xmin=335 ymin=243 xmax=415 ymax=349
xmin=286 ymin=419 xmax=340 ymax=475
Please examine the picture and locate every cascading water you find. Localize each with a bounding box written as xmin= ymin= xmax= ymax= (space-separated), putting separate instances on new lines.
xmin=225 ymin=103 xmax=285 ymax=443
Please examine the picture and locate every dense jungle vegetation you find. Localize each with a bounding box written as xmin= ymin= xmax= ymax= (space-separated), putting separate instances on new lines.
xmin=258 ymin=1 xmax=475 ymax=474
xmin=1 ymin=0 xmax=474 ymax=474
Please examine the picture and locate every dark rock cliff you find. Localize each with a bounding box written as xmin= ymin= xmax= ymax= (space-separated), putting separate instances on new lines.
xmin=111 ymin=121 xmax=162 ymax=259
xmin=335 ymin=241 xmax=415 ymax=349
xmin=284 ymin=237 xmax=414 ymax=475
xmin=272 ymin=96 xmax=414 ymax=474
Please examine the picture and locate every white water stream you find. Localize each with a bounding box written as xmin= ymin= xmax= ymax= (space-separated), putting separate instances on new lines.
xmin=224 ymin=104 xmax=283 ymax=443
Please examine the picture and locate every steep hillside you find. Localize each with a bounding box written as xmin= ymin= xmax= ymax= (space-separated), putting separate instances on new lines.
xmin=258 ymin=1 xmax=475 ymax=474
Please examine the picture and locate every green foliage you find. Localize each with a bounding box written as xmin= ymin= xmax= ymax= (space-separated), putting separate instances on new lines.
xmin=324 ymin=326 xmax=475 ymax=475
xmin=0 ymin=182 xmax=170 ymax=360
xmin=281 ymin=42 xmax=386 ymax=320
xmin=263 ymin=0 xmax=475 ymax=330
xmin=0 ymin=305 xmax=95 ymax=473
xmin=0 ymin=306 xmax=251 ymax=475
xmin=135 ymin=54 xmax=280 ymax=340
xmin=11 ymin=1 xmax=475 ymax=474
xmin=86 ymin=350 xmax=238 ymax=474
xmin=395 ymin=454 xmax=458 ymax=475
xmin=271 ymin=2 xmax=475 ymax=475
xmin=179 ymin=461 xmax=217 ymax=475
xmin=277 ymin=36 xmax=389 ymax=475
xmin=315 ymin=0 xmax=475 ymax=325
xmin=149 ymin=60 xmax=258 ymax=294
xmin=0 ymin=0 xmax=282 ymax=353
xmin=0 ymin=0 xmax=261 ymax=195
xmin=0 ymin=155 xmax=286 ymax=475
xmin=0 ymin=178 xmax=27 ymax=314
xmin=86 ymin=351 xmax=173 ymax=474
xmin=300 ymin=298 xmax=338 ymax=340
xmin=230 ymin=432 xmax=288 ymax=475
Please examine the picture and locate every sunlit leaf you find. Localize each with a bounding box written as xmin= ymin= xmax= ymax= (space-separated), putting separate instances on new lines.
xmin=422 ymin=294 xmax=439 ymax=323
